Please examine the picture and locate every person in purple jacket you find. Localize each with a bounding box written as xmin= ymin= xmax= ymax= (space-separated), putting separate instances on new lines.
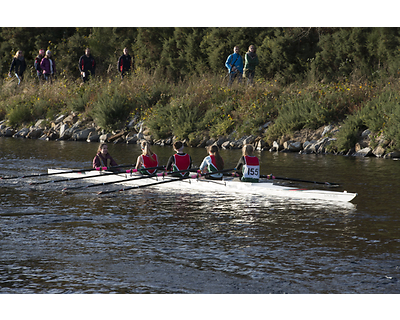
xmin=40 ymin=50 xmax=56 ymax=83
xmin=34 ymin=49 xmax=45 ymax=82
xmin=92 ymin=143 xmax=118 ymax=169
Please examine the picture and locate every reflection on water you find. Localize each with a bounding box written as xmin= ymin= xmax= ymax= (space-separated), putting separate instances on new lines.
xmin=1 ymin=138 xmax=400 ymax=294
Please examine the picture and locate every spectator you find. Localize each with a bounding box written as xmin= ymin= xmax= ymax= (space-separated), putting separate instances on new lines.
xmin=244 ymin=45 xmax=259 ymax=86
xmin=79 ymin=48 xmax=96 ymax=83
xmin=118 ymin=47 xmax=132 ymax=79
xmin=40 ymin=50 xmax=56 ymax=84
xmin=225 ymin=46 xmax=243 ymax=86
xmin=34 ymin=49 xmax=45 ymax=82
xmin=8 ymin=50 xmax=27 ymax=85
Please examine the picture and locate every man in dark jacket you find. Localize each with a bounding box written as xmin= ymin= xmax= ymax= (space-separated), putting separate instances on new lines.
xmin=117 ymin=47 xmax=132 ymax=79
xmin=79 ymin=48 xmax=96 ymax=83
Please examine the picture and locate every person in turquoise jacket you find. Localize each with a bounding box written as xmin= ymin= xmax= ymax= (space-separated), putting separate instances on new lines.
xmin=225 ymin=46 xmax=243 ymax=86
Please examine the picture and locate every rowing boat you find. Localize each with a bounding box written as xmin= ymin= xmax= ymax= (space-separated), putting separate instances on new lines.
xmin=47 ymin=168 xmax=358 ymax=202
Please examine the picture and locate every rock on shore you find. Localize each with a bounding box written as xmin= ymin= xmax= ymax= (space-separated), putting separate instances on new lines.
xmin=1 ymin=114 xmax=399 ymax=160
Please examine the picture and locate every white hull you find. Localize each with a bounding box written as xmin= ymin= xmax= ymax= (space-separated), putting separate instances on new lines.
xmin=48 ymin=169 xmax=357 ymax=203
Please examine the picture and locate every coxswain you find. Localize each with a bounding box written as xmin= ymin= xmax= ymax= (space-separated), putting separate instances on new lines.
xmin=92 ymin=143 xmax=118 ymax=170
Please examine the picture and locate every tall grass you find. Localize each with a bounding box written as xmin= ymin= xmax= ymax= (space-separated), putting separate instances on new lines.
xmin=1 ymin=71 xmax=400 ymax=152
xmin=329 ymin=88 xmax=400 ymax=152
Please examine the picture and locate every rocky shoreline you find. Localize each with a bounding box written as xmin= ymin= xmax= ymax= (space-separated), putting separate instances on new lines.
xmin=1 ymin=112 xmax=400 ymax=160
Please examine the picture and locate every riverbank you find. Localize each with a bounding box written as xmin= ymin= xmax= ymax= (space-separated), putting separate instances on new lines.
xmin=1 ymin=110 xmax=400 ymax=160
xmin=1 ymin=73 xmax=400 ymax=159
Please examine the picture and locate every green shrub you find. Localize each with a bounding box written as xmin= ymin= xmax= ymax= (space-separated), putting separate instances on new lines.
xmin=91 ymin=91 xmax=134 ymax=131
xmin=7 ymin=102 xmax=33 ymax=127
xmin=330 ymin=115 xmax=364 ymax=152
xmin=67 ymin=90 xmax=92 ymax=113
xmin=148 ymin=99 xmax=203 ymax=142
xmin=266 ymin=94 xmax=329 ymax=140
xmin=329 ymin=89 xmax=400 ymax=152
xmin=171 ymin=103 xmax=202 ymax=141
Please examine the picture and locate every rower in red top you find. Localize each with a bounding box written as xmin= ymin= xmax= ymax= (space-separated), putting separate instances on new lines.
xmin=92 ymin=143 xmax=118 ymax=170
xmin=235 ymin=144 xmax=260 ymax=182
xmin=199 ymin=145 xmax=224 ymax=180
xmin=135 ymin=141 xmax=159 ymax=175
xmin=166 ymin=141 xmax=192 ymax=177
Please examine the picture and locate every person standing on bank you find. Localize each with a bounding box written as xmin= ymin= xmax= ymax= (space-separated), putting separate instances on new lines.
xmin=79 ymin=48 xmax=96 ymax=83
xmin=40 ymin=50 xmax=56 ymax=84
xmin=235 ymin=144 xmax=260 ymax=182
xmin=8 ymin=50 xmax=27 ymax=84
xmin=225 ymin=46 xmax=243 ymax=86
xmin=118 ymin=47 xmax=132 ymax=79
xmin=135 ymin=141 xmax=159 ymax=175
xmin=244 ymin=45 xmax=259 ymax=86
xmin=34 ymin=49 xmax=45 ymax=82
xmin=166 ymin=141 xmax=192 ymax=177
xmin=199 ymin=145 xmax=225 ymax=180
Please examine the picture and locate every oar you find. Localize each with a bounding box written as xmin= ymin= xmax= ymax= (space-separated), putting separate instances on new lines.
xmin=198 ymin=168 xmax=237 ymax=176
xmin=97 ymin=168 xmax=235 ymax=195
xmin=260 ymin=174 xmax=340 ymax=187
xmin=29 ymin=166 xmax=165 ymax=186
xmin=98 ymin=175 xmax=192 ymax=195
xmin=0 ymin=164 xmax=141 ymax=180
xmin=62 ymin=166 xmax=195 ymax=191
xmin=62 ymin=172 xmax=159 ymax=191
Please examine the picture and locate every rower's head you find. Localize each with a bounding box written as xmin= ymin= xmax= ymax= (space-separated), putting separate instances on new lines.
xmin=242 ymin=144 xmax=254 ymax=156
xmin=208 ymin=144 xmax=224 ymax=170
xmin=173 ymin=141 xmax=184 ymax=153
xmin=97 ymin=143 xmax=108 ymax=155
xmin=208 ymin=144 xmax=219 ymax=155
xmin=141 ymin=140 xmax=153 ymax=156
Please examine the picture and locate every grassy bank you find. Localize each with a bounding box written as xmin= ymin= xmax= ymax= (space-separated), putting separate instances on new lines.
xmin=1 ymin=71 xmax=400 ymax=153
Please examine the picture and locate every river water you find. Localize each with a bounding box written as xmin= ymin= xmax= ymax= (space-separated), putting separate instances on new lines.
xmin=1 ymin=138 xmax=399 ymax=298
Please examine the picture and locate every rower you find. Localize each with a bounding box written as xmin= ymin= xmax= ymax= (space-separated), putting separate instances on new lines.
xmin=235 ymin=144 xmax=260 ymax=182
xmin=135 ymin=140 xmax=159 ymax=175
xmin=199 ymin=145 xmax=224 ymax=180
xmin=165 ymin=141 xmax=192 ymax=177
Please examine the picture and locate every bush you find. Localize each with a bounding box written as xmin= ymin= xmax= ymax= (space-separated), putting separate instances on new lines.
xmin=266 ymin=93 xmax=330 ymax=140
xmin=7 ymin=100 xmax=33 ymax=127
xmin=147 ymin=97 xmax=203 ymax=143
xmin=91 ymin=90 xmax=134 ymax=131
xmin=329 ymin=89 xmax=400 ymax=152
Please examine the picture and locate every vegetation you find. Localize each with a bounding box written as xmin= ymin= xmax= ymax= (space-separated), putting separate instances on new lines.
xmin=1 ymin=27 xmax=400 ymax=153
